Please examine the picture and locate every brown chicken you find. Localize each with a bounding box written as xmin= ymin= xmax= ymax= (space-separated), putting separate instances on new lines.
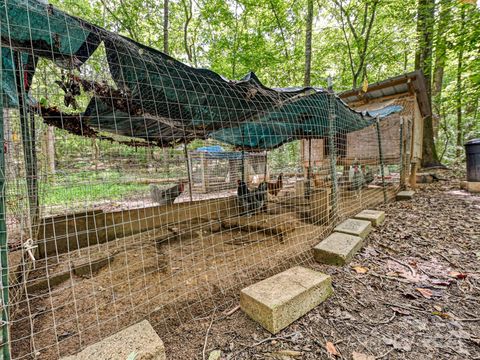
xmin=267 ymin=173 xmax=283 ymax=196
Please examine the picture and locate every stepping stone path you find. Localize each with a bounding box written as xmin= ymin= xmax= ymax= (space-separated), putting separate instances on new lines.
xmin=334 ymin=218 xmax=372 ymax=239
xmin=396 ymin=190 xmax=415 ymax=200
xmin=313 ymin=232 xmax=363 ymax=265
xmin=354 ymin=209 xmax=385 ymax=227
xmin=61 ymin=320 xmax=166 ymax=360
xmin=240 ymin=266 xmax=332 ymax=334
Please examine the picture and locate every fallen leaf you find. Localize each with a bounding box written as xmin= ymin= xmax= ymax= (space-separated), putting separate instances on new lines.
xmin=270 ymin=349 xmax=302 ymax=357
xmin=416 ymin=288 xmax=433 ymax=299
xmin=449 ymin=271 xmax=468 ymax=279
xmin=391 ymin=306 xmax=411 ymax=316
xmin=432 ymin=311 xmax=450 ymax=319
xmin=352 ymin=352 xmax=375 ymax=360
xmin=352 ymin=266 xmax=368 ymax=274
xmin=326 ymin=341 xmax=338 ymax=356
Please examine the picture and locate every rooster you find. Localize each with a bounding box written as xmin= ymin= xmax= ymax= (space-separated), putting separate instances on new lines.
xmin=150 ymin=182 xmax=184 ymax=205
xmin=267 ymin=173 xmax=283 ymax=197
xmin=237 ymin=180 xmax=267 ymax=215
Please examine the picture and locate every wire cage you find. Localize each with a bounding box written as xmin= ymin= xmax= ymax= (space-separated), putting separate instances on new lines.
xmin=189 ymin=148 xmax=267 ymax=194
xmin=0 ymin=1 xmax=425 ymax=359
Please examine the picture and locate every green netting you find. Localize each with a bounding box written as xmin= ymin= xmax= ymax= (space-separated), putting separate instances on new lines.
xmin=1 ymin=0 xmax=401 ymax=150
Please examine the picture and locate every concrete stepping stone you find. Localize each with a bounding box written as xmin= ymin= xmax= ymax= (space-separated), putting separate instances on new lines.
xmin=396 ymin=190 xmax=415 ymax=200
xmin=354 ymin=209 xmax=385 ymax=227
xmin=313 ymin=232 xmax=364 ymax=265
xmin=240 ymin=266 xmax=332 ymax=334
xmin=334 ymin=218 xmax=372 ymax=239
xmin=61 ymin=320 xmax=165 ymax=360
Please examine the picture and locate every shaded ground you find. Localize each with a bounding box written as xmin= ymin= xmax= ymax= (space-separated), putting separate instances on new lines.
xmin=161 ymin=175 xmax=480 ymax=359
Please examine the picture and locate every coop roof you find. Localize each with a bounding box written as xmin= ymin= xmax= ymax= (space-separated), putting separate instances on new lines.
xmin=339 ymin=71 xmax=431 ymax=119
xmin=1 ymin=0 xmax=402 ymax=150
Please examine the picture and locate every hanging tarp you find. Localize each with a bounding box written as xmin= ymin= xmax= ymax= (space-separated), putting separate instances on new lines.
xmin=0 ymin=0 xmax=402 ymax=150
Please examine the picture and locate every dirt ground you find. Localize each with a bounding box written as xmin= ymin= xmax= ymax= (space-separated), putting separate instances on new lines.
xmin=10 ymin=174 xmax=479 ymax=360
xmin=159 ymin=174 xmax=480 ymax=359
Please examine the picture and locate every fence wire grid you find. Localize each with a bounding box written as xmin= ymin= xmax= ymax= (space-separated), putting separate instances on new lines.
xmin=0 ymin=0 xmax=417 ymax=358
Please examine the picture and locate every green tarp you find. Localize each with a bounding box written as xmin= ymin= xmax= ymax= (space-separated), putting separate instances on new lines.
xmin=0 ymin=0 xmax=402 ymax=150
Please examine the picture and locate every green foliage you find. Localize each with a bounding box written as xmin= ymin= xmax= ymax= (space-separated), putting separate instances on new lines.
xmin=31 ymin=0 xmax=480 ymax=172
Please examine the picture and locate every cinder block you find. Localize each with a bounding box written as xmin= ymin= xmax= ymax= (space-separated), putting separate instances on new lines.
xmin=396 ymin=190 xmax=415 ymax=200
xmin=61 ymin=320 xmax=165 ymax=360
xmin=334 ymin=219 xmax=372 ymax=239
xmin=313 ymin=232 xmax=364 ymax=265
xmin=354 ymin=209 xmax=385 ymax=227
xmin=240 ymin=266 xmax=332 ymax=334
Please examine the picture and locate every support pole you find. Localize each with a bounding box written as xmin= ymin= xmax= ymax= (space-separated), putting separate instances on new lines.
xmin=263 ymin=151 xmax=268 ymax=182
xmin=14 ymin=53 xmax=38 ymax=228
xmin=241 ymin=149 xmax=245 ymax=183
xmin=376 ymin=117 xmax=388 ymax=204
xmin=399 ymin=117 xmax=406 ymax=189
xmin=306 ymin=138 xmax=312 ymax=198
xmin=183 ymin=144 xmax=193 ymax=201
xmin=0 ymin=47 xmax=12 ymax=360
xmin=409 ymin=162 xmax=417 ymax=189
xmin=327 ymin=91 xmax=337 ymax=223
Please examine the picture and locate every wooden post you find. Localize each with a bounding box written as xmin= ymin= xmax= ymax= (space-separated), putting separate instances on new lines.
xmin=306 ymin=138 xmax=312 ymax=198
xmin=241 ymin=149 xmax=245 ymax=183
xmin=263 ymin=151 xmax=268 ymax=182
xmin=183 ymin=145 xmax=193 ymax=201
xmin=399 ymin=117 xmax=406 ymax=189
xmin=409 ymin=161 xmax=417 ymax=189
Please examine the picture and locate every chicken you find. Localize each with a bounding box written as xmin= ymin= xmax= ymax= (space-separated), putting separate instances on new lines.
xmin=237 ymin=180 xmax=267 ymax=215
xmin=267 ymin=173 xmax=283 ymax=197
xmin=150 ymin=182 xmax=184 ymax=205
xmin=348 ymin=165 xmax=375 ymax=190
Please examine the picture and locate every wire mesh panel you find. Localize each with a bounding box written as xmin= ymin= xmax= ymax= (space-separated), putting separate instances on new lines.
xmin=0 ymin=1 xmax=414 ymax=359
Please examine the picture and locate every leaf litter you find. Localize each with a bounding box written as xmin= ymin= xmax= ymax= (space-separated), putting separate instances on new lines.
xmin=160 ymin=172 xmax=480 ymax=359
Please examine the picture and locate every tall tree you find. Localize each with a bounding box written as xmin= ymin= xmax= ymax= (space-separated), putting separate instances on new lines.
xmin=163 ymin=0 xmax=169 ymax=54
xmin=304 ymin=0 xmax=313 ymax=87
xmin=333 ymin=0 xmax=380 ymax=88
xmin=415 ymin=0 xmax=441 ymax=167
xmin=432 ymin=0 xmax=452 ymax=134
xmin=455 ymin=7 xmax=466 ymax=158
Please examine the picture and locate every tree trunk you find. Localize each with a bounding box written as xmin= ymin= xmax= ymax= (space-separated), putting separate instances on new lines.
xmin=304 ymin=0 xmax=313 ymax=87
xmin=163 ymin=0 xmax=169 ymax=54
xmin=455 ymin=7 xmax=466 ymax=159
xmin=415 ymin=0 xmax=442 ymax=168
xmin=431 ymin=0 xmax=451 ymax=137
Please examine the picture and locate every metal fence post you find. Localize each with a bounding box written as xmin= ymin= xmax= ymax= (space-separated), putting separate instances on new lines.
xmin=327 ymin=91 xmax=338 ymax=223
xmin=0 ymin=45 xmax=12 ymax=360
xmin=399 ymin=117 xmax=405 ymax=189
xmin=376 ymin=117 xmax=387 ymax=204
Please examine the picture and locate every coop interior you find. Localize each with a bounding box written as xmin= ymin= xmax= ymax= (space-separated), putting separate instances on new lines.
xmin=0 ymin=2 xmax=417 ymax=359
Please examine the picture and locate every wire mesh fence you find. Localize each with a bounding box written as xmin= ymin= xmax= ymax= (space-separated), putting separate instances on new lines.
xmin=0 ymin=0 xmax=419 ymax=358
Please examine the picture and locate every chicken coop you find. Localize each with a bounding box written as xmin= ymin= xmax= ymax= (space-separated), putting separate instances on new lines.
xmin=189 ymin=146 xmax=267 ymax=193
xmin=301 ymin=71 xmax=428 ymax=196
xmin=0 ymin=1 xmax=423 ymax=359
